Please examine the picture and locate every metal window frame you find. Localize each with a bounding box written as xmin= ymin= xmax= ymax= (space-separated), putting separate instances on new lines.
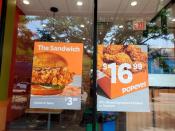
xmin=92 ymin=0 xmax=98 ymax=130
xmin=0 ymin=0 xmax=8 ymax=75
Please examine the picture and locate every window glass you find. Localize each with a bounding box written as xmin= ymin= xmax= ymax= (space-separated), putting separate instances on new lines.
xmin=97 ymin=0 xmax=175 ymax=131
xmin=5 ymin=0 xmax=175 ymax=131
xmin=7 ymin=0 xmax=93 ymax=131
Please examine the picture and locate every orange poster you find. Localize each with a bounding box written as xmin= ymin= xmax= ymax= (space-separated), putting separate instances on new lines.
xmin=30 ymin=42 xmax=83 ymax=110
xmin=97 ymin=45 xmax=150 ymax=112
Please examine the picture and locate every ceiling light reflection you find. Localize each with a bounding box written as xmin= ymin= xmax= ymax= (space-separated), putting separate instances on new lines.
xmin=77 ymin=1 xmax=83 ymax=6
xmin=23 ymin=0 xmax=30 ymax=5
xmin=80 ymin=24 xmax=85 ymax=28
xmin=119 ymin=25 xmax=124 ymax=28
xmin=131 ymin=1 xmax=137 ymax=6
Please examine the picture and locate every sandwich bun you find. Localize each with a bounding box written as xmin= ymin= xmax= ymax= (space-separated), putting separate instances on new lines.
xmin=31 ymin=85 xmax=63 ymax=95
xmin=33 ymin=52 xmax=67 ymax=68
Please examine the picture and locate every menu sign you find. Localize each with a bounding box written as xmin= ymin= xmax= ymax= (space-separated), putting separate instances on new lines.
xmin=97 ymin=45 xmax=150 ymax=112
xmin=30 ymin=42 xmax=83 ymax=110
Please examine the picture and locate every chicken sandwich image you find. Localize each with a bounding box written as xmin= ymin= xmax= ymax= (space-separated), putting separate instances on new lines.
xmin=31 ymin=52 xmax=74 ymax=95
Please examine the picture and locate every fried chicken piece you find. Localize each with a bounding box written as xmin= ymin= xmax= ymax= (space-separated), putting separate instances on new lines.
xmin=52 ymin=77 xmax=58 ymax=85
xmin=113 ymin=53 xmax=133 ymax=65
xmin=32 ymin=70 xmax=38 ymax=82
xmin=103 ymin=53 xmax=116 ymax=63
xmin=32 ymin=67 xmax=74 ymax=86
xmin=97 ymin=45 xmax=104 ymax=70
xmin=103 ymin=45 xmax=123 ymax=55
xmin=98 ymin=45 xmax=104 ymax=54
xmin=103 ymin=53 xmax=133 ymax=65
xmin=41 ymin=73 xmax=49 ymax=83
xmin=129 ymin=52 xmax=147 ymax=62
xmin=125 ymin=45 xmax=147 ymax=62
xmin=125 ymin=45 xmax=141 ymax=54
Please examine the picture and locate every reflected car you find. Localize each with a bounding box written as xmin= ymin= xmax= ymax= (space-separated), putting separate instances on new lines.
xmin=13 ymin=82 xmax=31 ymax=94
xmin=16 ymin=82 xmax=30 ymax=89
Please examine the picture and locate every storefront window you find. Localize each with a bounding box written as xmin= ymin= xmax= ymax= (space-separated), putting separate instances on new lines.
xmin=2 ymin=0 xmax=175 ymax=131
xmin=97 ymin=0 xmax=175 ymax=131
xmin=7 ymin=0 xmax=93 ymax=130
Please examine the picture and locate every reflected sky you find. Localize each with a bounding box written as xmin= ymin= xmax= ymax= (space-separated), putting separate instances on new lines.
xmin=24 ymin=16 xmax=175 ymax=49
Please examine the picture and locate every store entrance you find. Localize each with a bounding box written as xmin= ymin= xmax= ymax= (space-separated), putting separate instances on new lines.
xmin=3 ymin=0 xmax=175 ymax=131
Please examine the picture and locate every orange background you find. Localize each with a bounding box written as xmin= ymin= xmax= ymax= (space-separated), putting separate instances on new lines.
xmin=34 ymin=42 xmax=83 ymax=75
xmin=98 ymin=71 xmax=148 ymax=99
xmin=97 ymin=45 xmax=149 ymax=99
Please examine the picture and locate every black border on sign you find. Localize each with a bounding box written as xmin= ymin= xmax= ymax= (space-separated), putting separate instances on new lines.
xmin=0 ymin=0 xmax=7 ymax=75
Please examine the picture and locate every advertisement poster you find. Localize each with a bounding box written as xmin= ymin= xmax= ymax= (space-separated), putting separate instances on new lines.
xmin=97 ymin=45 xmax=150 ymax=112
xmin=30 ymin=42 xmax=83 ymax=110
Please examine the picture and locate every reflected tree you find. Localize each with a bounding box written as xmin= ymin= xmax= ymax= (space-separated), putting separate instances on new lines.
xmin=17 ymin=16 xmax=35 ymax=61
xmin=35 ymin=16 xmax=92 ymax=43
